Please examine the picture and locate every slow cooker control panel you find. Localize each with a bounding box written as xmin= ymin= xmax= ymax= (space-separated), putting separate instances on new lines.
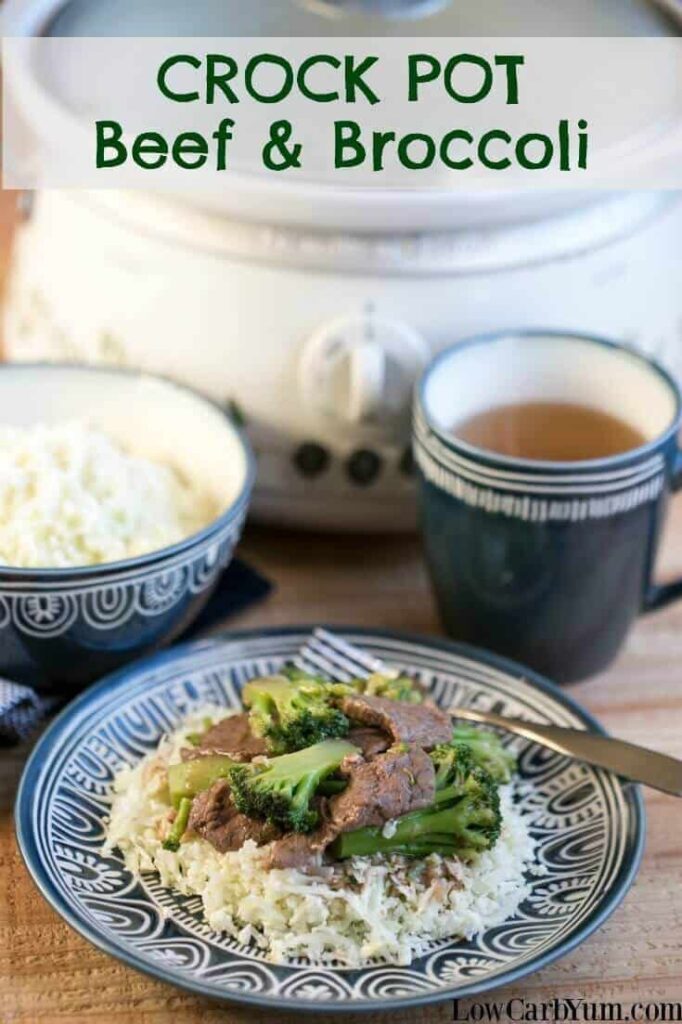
xmin=299 ymin=311 xmax=429 ymax=434
xmin=291 ymin=439 xmax=414 ymax=488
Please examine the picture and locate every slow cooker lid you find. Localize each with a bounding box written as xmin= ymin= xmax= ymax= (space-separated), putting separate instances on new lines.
xmin=43 ymin=0 xmax=680 ymax=38
xmin=10 ymin=0 xmax=682 ymax=232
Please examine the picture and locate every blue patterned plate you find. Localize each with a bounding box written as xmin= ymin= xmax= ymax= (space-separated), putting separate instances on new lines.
xmin=15 ymin=628 xmax=644 ymax=1013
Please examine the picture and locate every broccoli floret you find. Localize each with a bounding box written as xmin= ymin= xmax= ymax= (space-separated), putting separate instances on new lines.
xmin=450 ymin=724 xmax=517 ymax=783
xmin=282 ymin=666 xmax=424 ymax=706
xmin=329 ymin=765 xmax=502 ymax=862
xmin=361 ymin=672 xmax=424 ymax=704
xmin=242 ymin=674 xmax=350 ymax=754
xmin=430 ymin=742 xmax=477 ymax=791
xmin=228 ymin=738 xmax=358 ymax=833
xmin=327 ymin=672 xmax=424 ymax=705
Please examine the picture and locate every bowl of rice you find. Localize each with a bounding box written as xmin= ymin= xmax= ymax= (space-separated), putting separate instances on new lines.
xmin=0 ymin=362 xmax=254 ymax=691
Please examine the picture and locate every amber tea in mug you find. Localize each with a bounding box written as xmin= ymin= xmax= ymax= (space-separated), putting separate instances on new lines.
xmin=452 ymin=401 xmax=647 ymax=462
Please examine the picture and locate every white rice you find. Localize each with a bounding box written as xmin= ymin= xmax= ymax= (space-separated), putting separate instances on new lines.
xmin=104 ymin=708 xmax=537 ymax=967
xmin=0 ymin=421 xmax=217 ymax=568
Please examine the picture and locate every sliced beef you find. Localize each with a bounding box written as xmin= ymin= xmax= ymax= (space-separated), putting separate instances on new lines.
xmin=186 ymin=713 xmax=267 ymax=762
xmin=264 ymin=794 xmax=333 ymax=871
xmin=347 ymin=726 xmax=390 ymax=759
xmin=187 ymin=780 xmax=279 ymax=853
xmin=265 ymin=832 xmax=327 ymax=871
xmin=340 ymin=694 xmax=451 ymax=748
xmin=326 ymin=745 xmax=436 ymax=835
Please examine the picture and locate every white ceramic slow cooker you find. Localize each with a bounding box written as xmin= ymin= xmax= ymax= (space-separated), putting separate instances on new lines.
xmin=5 ymin=0 xmax=682 ymax=531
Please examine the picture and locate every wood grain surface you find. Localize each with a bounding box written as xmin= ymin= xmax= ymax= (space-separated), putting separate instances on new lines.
xmin=0 ymin=193 xmax=680 ymax=1023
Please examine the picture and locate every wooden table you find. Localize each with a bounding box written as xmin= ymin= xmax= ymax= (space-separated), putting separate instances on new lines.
xmin=0 ymin=195 xmax=681 ymax=1023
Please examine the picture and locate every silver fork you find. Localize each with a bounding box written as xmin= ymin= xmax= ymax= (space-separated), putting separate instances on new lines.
xmin=296 ymin=628 xmax=682 ymax=797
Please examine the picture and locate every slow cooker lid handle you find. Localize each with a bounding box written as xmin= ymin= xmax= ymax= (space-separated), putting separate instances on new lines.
xmin=300 ymin=0 xmax=451 ymax=19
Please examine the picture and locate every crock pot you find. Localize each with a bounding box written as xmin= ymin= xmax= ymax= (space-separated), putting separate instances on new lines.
xmin=4 ymin=0 xmax=682 ymax=531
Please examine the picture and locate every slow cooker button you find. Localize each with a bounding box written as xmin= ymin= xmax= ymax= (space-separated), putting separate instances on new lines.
xmin=293 ymin=442 xmax=330 ymax=478
xmin=347 ymin=449 xmax=382 ymax=486
xmin=399 ymin=446 xmax=415 ymax=477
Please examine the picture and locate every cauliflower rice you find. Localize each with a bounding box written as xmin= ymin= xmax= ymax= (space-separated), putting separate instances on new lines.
xmin=105 ymin=708 xmax=537 ymax=967
xmin=0 ymin=421 xmax=218 ymax=568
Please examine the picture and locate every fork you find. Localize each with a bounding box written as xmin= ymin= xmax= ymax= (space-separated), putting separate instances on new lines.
xmin=296 ymin=628 xmax=682 ymax=797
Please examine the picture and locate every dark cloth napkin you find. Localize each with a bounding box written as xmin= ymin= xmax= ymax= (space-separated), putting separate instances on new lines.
xmin=0 ymin=558 xmax=272 ymax=747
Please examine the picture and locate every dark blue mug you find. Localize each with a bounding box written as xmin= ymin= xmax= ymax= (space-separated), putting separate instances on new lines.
xmin=414 ymin=331 xmax=682 ymax=683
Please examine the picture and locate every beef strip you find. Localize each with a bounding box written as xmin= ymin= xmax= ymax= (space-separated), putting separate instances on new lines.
xmin=182 ymin=713 xmax=267 ymax=762
xmin=265 ymin=832 xmax=328 ymax=871
xmin=340 ymin=694 xmax=452 ymax=748
xmin=264 ymin=795 xmax=334 ymax=871
xmin=326 ymin=745 xmax=436 ymax=835
xmin=187 ymin=780 xmax=280 ymax=853
xmin=346 ymin=726 xmax=390 ymax=759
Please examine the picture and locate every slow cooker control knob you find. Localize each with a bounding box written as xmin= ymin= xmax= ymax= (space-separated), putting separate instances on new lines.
xmin=300 ymin=313 xmax=428 ymax=429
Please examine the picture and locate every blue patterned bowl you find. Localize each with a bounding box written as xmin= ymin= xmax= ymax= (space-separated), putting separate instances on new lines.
xmin=15 ymin=628 xmax=645 ymax=1013
xmin=0 ymin=364 xmax=255 ymax=692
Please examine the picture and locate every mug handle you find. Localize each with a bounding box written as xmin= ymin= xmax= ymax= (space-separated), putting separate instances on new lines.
xmin=643 ymin=450 xmax=682 ymax=612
